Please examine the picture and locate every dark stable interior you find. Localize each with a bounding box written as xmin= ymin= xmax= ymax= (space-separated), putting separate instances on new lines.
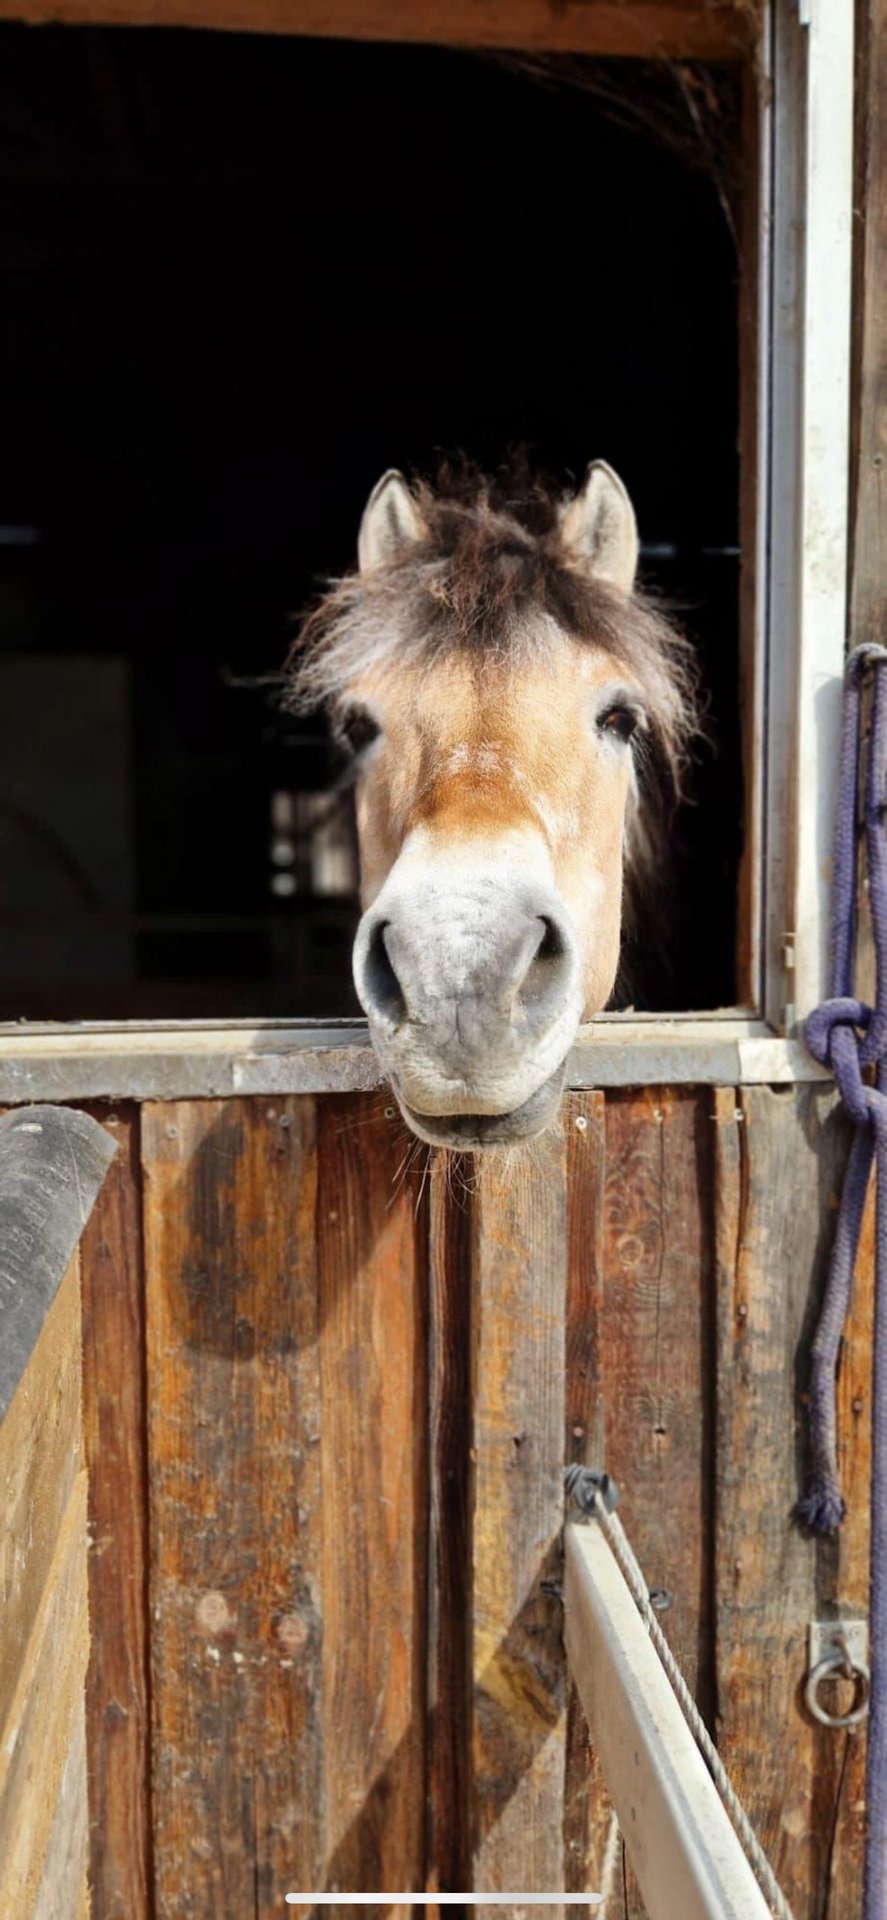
xmin=0 ymin=26 xmax=741 ymax=1020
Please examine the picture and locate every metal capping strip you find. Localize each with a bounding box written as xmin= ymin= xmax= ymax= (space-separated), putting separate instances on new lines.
xmin=0 ymin=1027 xmax=827 ymax=1104
xmin=0 ymin=1105 xmax=117 ymax=1424
xmin=564 ymin=1521 xmax=774 ymax=1920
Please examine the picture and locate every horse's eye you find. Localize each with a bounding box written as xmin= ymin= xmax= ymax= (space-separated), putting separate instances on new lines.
xmin=337 ymin=706 xmax=381 ymax=756
xmin=598 ymin=704 xmax=640 ymax=744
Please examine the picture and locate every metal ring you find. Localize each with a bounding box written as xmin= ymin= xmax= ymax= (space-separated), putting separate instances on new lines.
xmin=805 ymin=1653 xmax=870 ymax=1728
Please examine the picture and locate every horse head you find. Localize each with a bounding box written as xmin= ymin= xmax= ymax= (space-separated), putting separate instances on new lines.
xmin=288 ymin=463 xmax=695 ymax=1148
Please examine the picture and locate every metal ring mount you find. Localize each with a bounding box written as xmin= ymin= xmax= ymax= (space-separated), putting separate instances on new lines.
xmin=805 ymin=1652 xmax=870 ymax=1728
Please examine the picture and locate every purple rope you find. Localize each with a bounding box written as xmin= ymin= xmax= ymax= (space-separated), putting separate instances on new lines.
xmin=803 ymin=643 xmax=887 ymax=1919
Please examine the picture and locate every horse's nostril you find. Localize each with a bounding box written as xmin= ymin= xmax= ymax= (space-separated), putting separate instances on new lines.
xmin=515 ymin=910 xmax=574 ymax=1028
xmin=361 ymin=919 xmax=407 ymax=1026
xmin=536 ymin=915 xmax=566 ymax=964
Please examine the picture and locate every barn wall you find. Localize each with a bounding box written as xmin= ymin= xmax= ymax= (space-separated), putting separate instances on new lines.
xmin=78 ymin=1084 xmax=871 ymax=1920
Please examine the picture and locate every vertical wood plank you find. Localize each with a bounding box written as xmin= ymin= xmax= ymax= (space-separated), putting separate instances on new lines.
xmin=471 ymin=1132 xmax=568 ymax=1900
xmin=599 ymin=1086 xmax=715 ymax=1917
xmin=0 ymin=1250 xmax=84 ymax=1744
xmin=427 ymin=1159 xmax=474 ymax=1895
xmin=80 ymin=1104 xmax=152 ymax=1920
xmin=828 ymin=1157 xmax=873 ymax=1898
xmin=562 ymin=1093 xmax=616 ymax=1905
xmin=143 ymin=1096 xmax=323 ymax=1918
xmin=0 ymin=1254 xmax=90 ymax=1919
xmin=565 ymin=1092 xmax=607 ymax=1475
xmin=601 ymin=1088 xmax=715 ymax=1702
xmin=713 ymin=1085 xmax=868 ymax=1918
xmin=315 ymin=1094 xmax=428 ymax=1896
xmin=0 ymin=1464 xmax=90 ymax=1916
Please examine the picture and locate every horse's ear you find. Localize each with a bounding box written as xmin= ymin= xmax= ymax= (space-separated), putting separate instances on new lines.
xmin=358 ymin=470 xmax=425 ymax=574
xmin=559 ymin=461 xmax=639 ymax=597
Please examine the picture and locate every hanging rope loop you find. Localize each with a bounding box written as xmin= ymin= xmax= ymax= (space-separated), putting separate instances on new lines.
xmin=800 ymin=643 xmax=887 ymax=1531
xmin=801 ymin=641 xmax=887 ymax=1920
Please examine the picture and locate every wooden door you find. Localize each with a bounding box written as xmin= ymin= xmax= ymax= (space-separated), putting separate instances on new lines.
xmin=79 ymin=1084 xmax=869 ymax=1918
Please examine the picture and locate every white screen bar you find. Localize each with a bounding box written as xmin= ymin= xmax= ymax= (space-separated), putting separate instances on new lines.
xmin=285 ymin=1899 xmax=602 ymax=1907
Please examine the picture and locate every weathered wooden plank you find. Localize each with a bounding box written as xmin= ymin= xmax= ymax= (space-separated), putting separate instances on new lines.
xmin=471 ymin=1132 xmax=568 ymax=1900
xmin=562 ymin=1093 xmax=616 ymax=1904
xmin=0 ymin=1466 xmax=90 ymax=1916
xmin=0 ymin=1249 xmax=84 ymax=1740
xmin=828 ymin=1133 xmax=872 ymax=1899
xmin=143 ymin=1096 xmax=324 ymax=1917
xmin=32 ymin=1687 xmax=90 ymax=1920
xmin=427 ymin=1155 xmax=474 ymax=1895
xmin=565 ymin=1092 xmax=608 ymax=1476
xmin=0 ymin=1223 xmax=91 ymax=1915
xmin=713 ymin=1085 xmax=867 ymax=1918
xmin=601 ymin=1089 xmax=714 ymax=1702
xmin=315 ymin=1094 xmax=428 ymax=1895
xmin=0 ymin=0 xmax=756 ymax=59
xmin=598 ymin=1087 xmax=714 ymax=1916
xmin=80 ymin=1104 xmax=151 ymax=1920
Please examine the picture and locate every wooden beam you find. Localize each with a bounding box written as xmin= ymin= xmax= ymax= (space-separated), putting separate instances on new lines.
xmin=564 ymin=1519 xmax=771 ymax=1920
xmin=0 ymin=1256 xmax=91 ymax=1918
xmin=0 ymin=1471 xmax=91 ymax=1917
xmin=314 ymin=1092 xmax=428 ymax=1896
xmin=0 ymin=1252 xmax=84 ymax=1742
xmin=0 ymin=0 xmax=756 ymax=61
xmin=593 ymin=1086 xmax=715 ymax=1914
xmin=562 ymin=1093 xmax=614 ymax=1902
xmin=143 ymin=1095 xmax=328 ymax=1910
xmin=80 ymin=1107 xmax=152 ymax=1920
xmin=471 ymin=1134 xmax=568 ymax=1900
xmin=596 ymin=1088 xmax=715 ymax=1720
xmin=426 ymin=1154 xmax=474 ymax=1895
xmin=143 ymin=1092 xmax=428 ymax=1906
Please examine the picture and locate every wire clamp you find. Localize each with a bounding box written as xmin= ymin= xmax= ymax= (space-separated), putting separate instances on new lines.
xmin=564 ymin=1464 xmax=619 ymax=1516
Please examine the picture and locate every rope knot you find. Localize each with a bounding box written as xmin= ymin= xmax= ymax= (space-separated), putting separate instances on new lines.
xmin=805 ymin=998 xmax=877 ymax=1127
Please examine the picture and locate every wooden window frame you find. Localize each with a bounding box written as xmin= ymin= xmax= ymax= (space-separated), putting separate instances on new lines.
xmin=0 ymin=0 xmax=856 ymax=1097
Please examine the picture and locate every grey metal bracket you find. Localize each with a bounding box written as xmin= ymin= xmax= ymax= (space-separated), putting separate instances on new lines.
xmin=805 ymin=1619 xmax=870 ymax=1728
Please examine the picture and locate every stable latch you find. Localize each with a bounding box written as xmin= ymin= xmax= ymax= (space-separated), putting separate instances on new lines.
xmin=805 ymin=1619 xmax=869 ymax=1728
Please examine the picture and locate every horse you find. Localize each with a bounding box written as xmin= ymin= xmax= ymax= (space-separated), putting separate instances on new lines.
xmin=287 ymin=461 xmax=697 ymax=1150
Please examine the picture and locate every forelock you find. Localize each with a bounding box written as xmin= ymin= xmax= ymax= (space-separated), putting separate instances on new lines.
xmin=284 ymin=465 xmax=699 ymax=817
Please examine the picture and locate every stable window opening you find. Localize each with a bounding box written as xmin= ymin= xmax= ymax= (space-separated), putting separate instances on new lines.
xmin=0 ymin=24 xmax=745 ymax=1022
